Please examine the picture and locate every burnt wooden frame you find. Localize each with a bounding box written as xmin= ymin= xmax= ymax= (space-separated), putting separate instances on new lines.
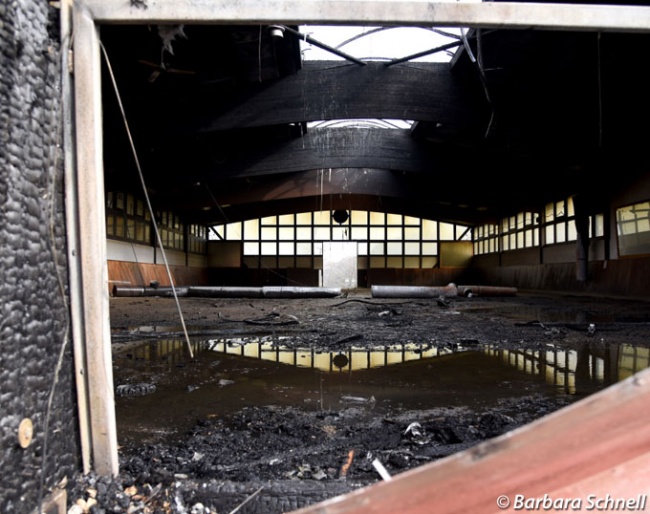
xmin=66 ymin=0 xmax=650 ymax=485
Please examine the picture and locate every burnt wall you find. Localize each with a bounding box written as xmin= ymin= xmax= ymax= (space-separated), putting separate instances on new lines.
xmin=0 ymin=1 xmax=80 ymax=512
xmin=470 ymin=257 xmax=650 ymax=297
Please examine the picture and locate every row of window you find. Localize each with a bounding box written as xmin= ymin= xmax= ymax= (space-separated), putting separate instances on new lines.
xmin=107 ymin=191 xmax=649 ymax=260
xmin=474 ymin=197 xmax=606 ymax=255
xmin=211 ymin=211 xmax=471 ymax=259
xmin=106 ymin=191 xmax=207 ymax=254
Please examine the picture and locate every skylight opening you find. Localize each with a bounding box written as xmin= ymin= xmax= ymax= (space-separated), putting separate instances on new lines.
xmin=308 ymin=119 xmax=414 ymax=130
xmin=299 ymin=25 xmax=462 ymax=63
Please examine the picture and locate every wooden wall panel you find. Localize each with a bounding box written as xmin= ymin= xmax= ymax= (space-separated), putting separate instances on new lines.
xmin=107 ymin=260 xmax=209 ymax=293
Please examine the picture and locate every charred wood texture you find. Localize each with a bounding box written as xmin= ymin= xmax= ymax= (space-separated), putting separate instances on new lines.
xmin=0 ymin=0 xmax=79 ymax=512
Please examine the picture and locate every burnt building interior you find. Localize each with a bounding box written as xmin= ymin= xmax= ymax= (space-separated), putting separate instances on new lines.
xmin=1 ymin=0 xmax=650 ymax=513
xmin=100 ymin=10 xmax=650 ymax=295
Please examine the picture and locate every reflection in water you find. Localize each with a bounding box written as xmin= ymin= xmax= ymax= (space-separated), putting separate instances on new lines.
xmin=485 ymin=343 xmax=650 ymax=394
xmin=114 ymin=337 xmax=650 ymax=445
xmin=120 ymin=336 xmax=650 ymax=394
xmin=207 ymin=337 xmax=457 ymax=373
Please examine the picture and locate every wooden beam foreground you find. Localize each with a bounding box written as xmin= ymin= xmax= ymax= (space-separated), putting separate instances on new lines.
xmin=72 ymin=2 xmax=119 ymax=476
xmin=290 ymin=366 xmax=650 ymax=514
xmin=85 ymin=1 xmax=650 ymax=33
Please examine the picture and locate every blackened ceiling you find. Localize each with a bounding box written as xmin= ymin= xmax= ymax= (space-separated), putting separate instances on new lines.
xmin=100 ymin=8 xmax=650 ymax=228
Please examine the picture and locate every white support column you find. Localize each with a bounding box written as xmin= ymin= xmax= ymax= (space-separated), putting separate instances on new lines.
xmin=61 ymin=0 xmax=92 ymax=474
xmin=72 ymin=2 xmax=119 ymax=476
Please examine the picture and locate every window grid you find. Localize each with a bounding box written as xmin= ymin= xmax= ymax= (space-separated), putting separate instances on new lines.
xmin=616 ymin=201 xmax=650 ymax=256
xmin=106 ymin=190 xmax=208 ymax=254
xmin=474 ymin=196 xmax=607 ymax=255
xmin=214 ymin=210 xmax=470 ymax=268
xmin=106 ymin=191 xmax=152 ymax=246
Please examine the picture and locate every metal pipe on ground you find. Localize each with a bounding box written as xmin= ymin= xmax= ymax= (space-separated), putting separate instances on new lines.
xmin=457 ymin=285 xmax=518 ymax=297
xmin=371 ymin=284 xmax=458 ymax=298
xmin=112 ymin=285 xmax=343 ymax=298
xmin=262 ymin=286 xmax=342 ymax=298
xmin=112 ymin=286 xmax=189 ymax=297
xmin=188 ymin=286 xmax=264 ymax=298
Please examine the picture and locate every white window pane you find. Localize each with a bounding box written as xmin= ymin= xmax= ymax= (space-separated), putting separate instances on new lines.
xmin=212 ymin=225 xmax=224 ymax=240
xmin=525 ymin=230 xmax=533 ymax=247
xmin=261 ymin=216 xmax=277 ymax=225
xmin=357 ymin=242 xmax=368 ymax=255
xmin=351 ymin=210 xmax=368 ymax=224
xmin=296 ymin=227 xmax=312 ymax=240
xmin=387 ymin=213 xmax=402 ymax=225
xmin=351 ymin=227 xmax=367 ymax=240
xmin=314 ymin=227 xmax=330 ymax=240
xmin=422 ymin=242 xmax=438 ymax=255
xmin=387 ymin=227 xmax=402 ymax=240
xmin=261 ymin=227 xmax=277 ymax=240
xmin=279 ymin=227 xmax=294 ymax=240
xmin=279 ymin=214 xmax=294 ymax=225
xmin=405 ymin=242 xmax=419 ymax=255
xmin=313 ymin=211 xmax=330 ymax=225
xmin=567 ymin=197 xmax=575 ymax=217
xmin=568 ymin=221 xmax=577 ymax=241
xmin=279 ymin=242 xmax=294 ymax=255
xmin=296 ymin=212 xmax=312 ymax=224
xmin=404 ymin=227 xmax=420 ymax=240
xmin=370 ymin=227 xmax=385 ymax=240
xmin=593 ymin=214 xmax=604 ymax=237
xmin=370 ymin=242 xmax=384 ymax=255
xmin=244 ymin=242 xmax=259 ymax=255
xmin=387 ymin=242 xmax=402 ymax=255
xmin=261 ymin=242 xmax=276 ymax=255
xmin=244 ymin=219 xmax=259 ymax=240
xmin=422 ymin=219 xmax=437 ymax=239
xmin=227 ymin=222 xmax=242 ymax=240
xmin=440 ymin=222 xmax=455 ymax=240
xmin=332 ymin=226 xmax=348 ymax=240
xmin=546 ymin=225 xmax=555 ymax=244
xmin=296 ymin=242 xmax=312 ymax=255
xmin=369 ymin=212 xmax=385 ymax=225
xmin=404 ymin=216 xmax=419 ymax=226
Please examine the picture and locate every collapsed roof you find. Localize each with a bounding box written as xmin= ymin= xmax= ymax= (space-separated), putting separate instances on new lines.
xmin=100 ymin=3 xmax=650 ymax=227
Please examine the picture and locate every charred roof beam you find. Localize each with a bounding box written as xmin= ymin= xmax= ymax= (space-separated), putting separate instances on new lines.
xmin=279 ymin=25 xmax=367 ymax=66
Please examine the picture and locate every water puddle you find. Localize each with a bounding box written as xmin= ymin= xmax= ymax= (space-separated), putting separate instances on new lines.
xmin=113 ymin=337 xmax=650 ymax=445
xmin=461 ymin=303 xmax=650 ymax=324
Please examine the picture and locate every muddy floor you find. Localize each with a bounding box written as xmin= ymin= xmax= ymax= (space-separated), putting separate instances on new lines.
xmin=67 ymin=290 xmax=650 ymax=513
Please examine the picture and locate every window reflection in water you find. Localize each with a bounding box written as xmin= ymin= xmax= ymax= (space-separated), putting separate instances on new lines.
xmin=119 ymin=336 xmax=650 ymax=394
